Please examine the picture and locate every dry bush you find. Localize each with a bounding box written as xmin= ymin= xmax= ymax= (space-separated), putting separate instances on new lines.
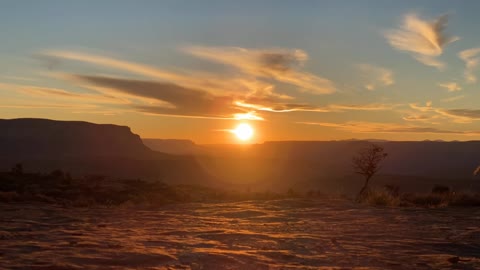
xmin=361 ymin=187 xmax=480 ymax=208
xmin=448 ymin=192 xmax=480 ymax=207
xmin=402 ymin=193 xmax=448 ymax=207
xmin=360 ymin=189 xmax=400 ymax=207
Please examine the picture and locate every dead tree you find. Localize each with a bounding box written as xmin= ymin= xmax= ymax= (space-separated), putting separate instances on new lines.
xmin=352 ymin=144 xmax=388 ymax=200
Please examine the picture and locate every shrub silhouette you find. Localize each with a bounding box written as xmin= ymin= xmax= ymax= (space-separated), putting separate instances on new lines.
xmin=432 ymin=185 xmax=450 ymax=194
xmin=384 ymin=184 xmax=400 ymax=197
xmin=352 ymin=144 xmax=388 ymax=201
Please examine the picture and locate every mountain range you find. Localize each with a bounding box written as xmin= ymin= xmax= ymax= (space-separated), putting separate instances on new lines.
xmin=1 ymin=118 xmax=480 ymax=194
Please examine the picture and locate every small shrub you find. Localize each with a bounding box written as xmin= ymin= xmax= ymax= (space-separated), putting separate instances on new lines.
xmin=361 ymin=189 xmax=400 ymax=206
xmin=404 ymin=193 xmax=447 ymax=207
xmin=432 ymin=185 xmax=450 ymax=195
xmin=384 ymin=184 xmax=400 ymax=197
xmin=449 ymin=193 xmax=480 ymax=207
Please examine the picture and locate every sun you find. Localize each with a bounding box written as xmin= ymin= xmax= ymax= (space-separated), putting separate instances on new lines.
xmin=232 ymin=123 xmax=254 ymax=141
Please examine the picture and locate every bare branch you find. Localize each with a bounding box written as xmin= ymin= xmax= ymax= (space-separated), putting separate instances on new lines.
xmin=352 ymin=143 xmax=388 ymax=200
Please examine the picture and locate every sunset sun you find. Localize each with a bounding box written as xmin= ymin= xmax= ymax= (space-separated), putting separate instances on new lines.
xmin=232 ymin=123 xmax=254 ymax=141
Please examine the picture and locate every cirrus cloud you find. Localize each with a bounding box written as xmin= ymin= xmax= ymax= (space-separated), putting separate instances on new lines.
xmin=299 ymin=121 xmax=480 ymax=135
xmin=183 ymin=46 xmax=336 ymax=94
xmin=438 ymin=82 xmax=461 ymax=92
xmin=357 ymin=64 xmax=394 ymax=90
xmin=458 ymin=48 xmax=480 ymax=83
xmin=385 ymin=13 xmax=459 ymax=69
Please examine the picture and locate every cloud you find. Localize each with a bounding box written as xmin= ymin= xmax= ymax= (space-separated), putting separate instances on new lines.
xmin=57 ymin=73 xmax=391 ymax=120
xmin=409 ymin=102 xmax=434 ymax=112
xmin=402 ymin=114 xmax=433 ymax=121
xmin=0 ymin=94 xmax=99 ymax=110
xmin=39 ymin=50 xmax=182 ymax=81
xmin=39 ymin=50 xmax=286 ymax=100
xmin=385 ymin=13 xmax=458 ymax=69
xmin=0 ymin=82 xmax=122 ymax=105
xmin=438 ymin=82 xmax=461 ymax=92
xmin=235 ymin=101 xmax=330 ymax=113
xmin=328 ymin=103 xmax=397 ymax=111
xmin=68 ymin=74 xmax=247 ymax=119
xmin=299 ymin=121 xmax=480 ymax=135
xmin=441 ymin=95 xmax=465 ymax=103
xmin=235 ymin=101 xmax=396 ymax=113
xmin=441 ymin=109 xmax=480 ymax=120
xmin=36 ymin=48 xmax=395 ymax=122
xmin=413 ymin=55 xmax=446 ymax=69
xmin=0 ymin=103 xmax=96 ymax=109
xmin=458 ymin=48 xmax=480 ymax=83
xmin=409 ymin=102 xmax=480 ymax=123
xmin=183 ymin=46 xmax=336 ymax=94
xmin=357 ymin=64 xmax=394 ymax=90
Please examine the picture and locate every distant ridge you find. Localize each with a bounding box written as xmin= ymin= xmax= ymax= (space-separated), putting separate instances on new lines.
xmin=0 ymin=118 xmax=217 ymax=185
xmin=143 ymin=139 xmax=199 ymax=155
xmin=145 ymin=139 xmax=480 ymax=190
xmin=0 ymin=118 xmax=152 ymax=158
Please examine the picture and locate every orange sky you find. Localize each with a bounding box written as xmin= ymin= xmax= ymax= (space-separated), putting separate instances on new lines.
xmin=3 ymin=2 xmax=480 ymax=143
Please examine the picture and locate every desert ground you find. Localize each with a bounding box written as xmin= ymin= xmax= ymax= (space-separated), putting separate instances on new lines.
xmin=1 ymin=199 xmax=480 ymax=270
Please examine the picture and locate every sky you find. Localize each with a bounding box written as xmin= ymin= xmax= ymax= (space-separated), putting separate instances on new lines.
xmin=3 ymin=0 xmax=480 ymax=143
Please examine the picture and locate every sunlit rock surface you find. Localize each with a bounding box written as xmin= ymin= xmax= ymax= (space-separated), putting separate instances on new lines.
xmin=1 ymin=199 xmax=480 ymax=269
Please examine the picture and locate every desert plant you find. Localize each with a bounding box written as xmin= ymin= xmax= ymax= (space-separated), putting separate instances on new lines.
xmin=362 ymin=189 xmax=400 ymax=206
xmin=404 ymin=193 xmax=447 ymax=207
xmin=384 ymin=184 xmax=400 ymax=197
xmin=352 ymin=144 xmax=388 ymax=201
xmin=449 ymin=192 xmax=480 ymax=207
xmin=432 ymin=185 xmax=450 ymax=194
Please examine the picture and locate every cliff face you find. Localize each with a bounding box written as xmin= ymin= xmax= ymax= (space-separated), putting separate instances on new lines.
xmin=0 ymin=118 xmax=151 ymax=158
xmin=0 ymin=119 xmax=212 ymax=185
xmin=0 ymin=118 xmax=217 ymax=185
xmin=143 ymin=139 xmax=200 ymax=155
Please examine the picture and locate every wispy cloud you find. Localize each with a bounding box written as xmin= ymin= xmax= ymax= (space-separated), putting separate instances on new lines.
xmin=409 ymin=101 xmax=480 ymax=123
xmin=234 ymin=101 xmax=330 ymax=113
xmin=0 ymin=103 xmax=96 ymax=109
xmin=440 ymin=109 xmax=480 ymax=120
xmin=0 ymin=82 xmax=118 ymax=104
xmin=35 ymin=48 xmax=343 ymax=121
xmin=385 ymin=13 xmax=458 ymax=69
xmin=357 ymin=64 xmax=394 ymax=90
xmin=438 ymin=82 xmax=461 ymax=92
xmin=409 ymin=102 xmax=434 ymax=113
xmin=413 ymin=55 xmax=446 ymax=70
xmin=183 ymin=46 xmax=336 ymax=94
xmin=236 ymin=101 xmax=396 ymax=113
xmin=458 ymin=48 xmax=480 ymax=83
xmin=328 ymin=103 xmax=397 ymax=111
xmin=441 ymin=95 xmax=465 ymax=103
xmin=32 ymin=48 xmax=398 ymax=123
xmin=402 ymin=114 xmax=434 ymax=121
xmin=69 ymin=74 xmax=247 ymax=119
xmin=39 ymin=50 xmax=285 ymax=100
xmin=34 ymin=72 xmax=393 ymax=120
xmin=299 ymin=121 xmax=480 ymax=135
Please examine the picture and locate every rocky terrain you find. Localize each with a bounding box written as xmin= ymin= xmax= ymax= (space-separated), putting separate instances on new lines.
xmin=1 ymin=199 xmax=480 ymax=269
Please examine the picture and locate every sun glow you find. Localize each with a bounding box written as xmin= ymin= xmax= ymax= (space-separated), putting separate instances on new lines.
xmin=232 ymin=123 xmax=254 ymax=141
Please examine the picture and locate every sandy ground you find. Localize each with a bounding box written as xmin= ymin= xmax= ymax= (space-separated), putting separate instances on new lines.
xmin=1 ymin=199 xmax=480 ymax=270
